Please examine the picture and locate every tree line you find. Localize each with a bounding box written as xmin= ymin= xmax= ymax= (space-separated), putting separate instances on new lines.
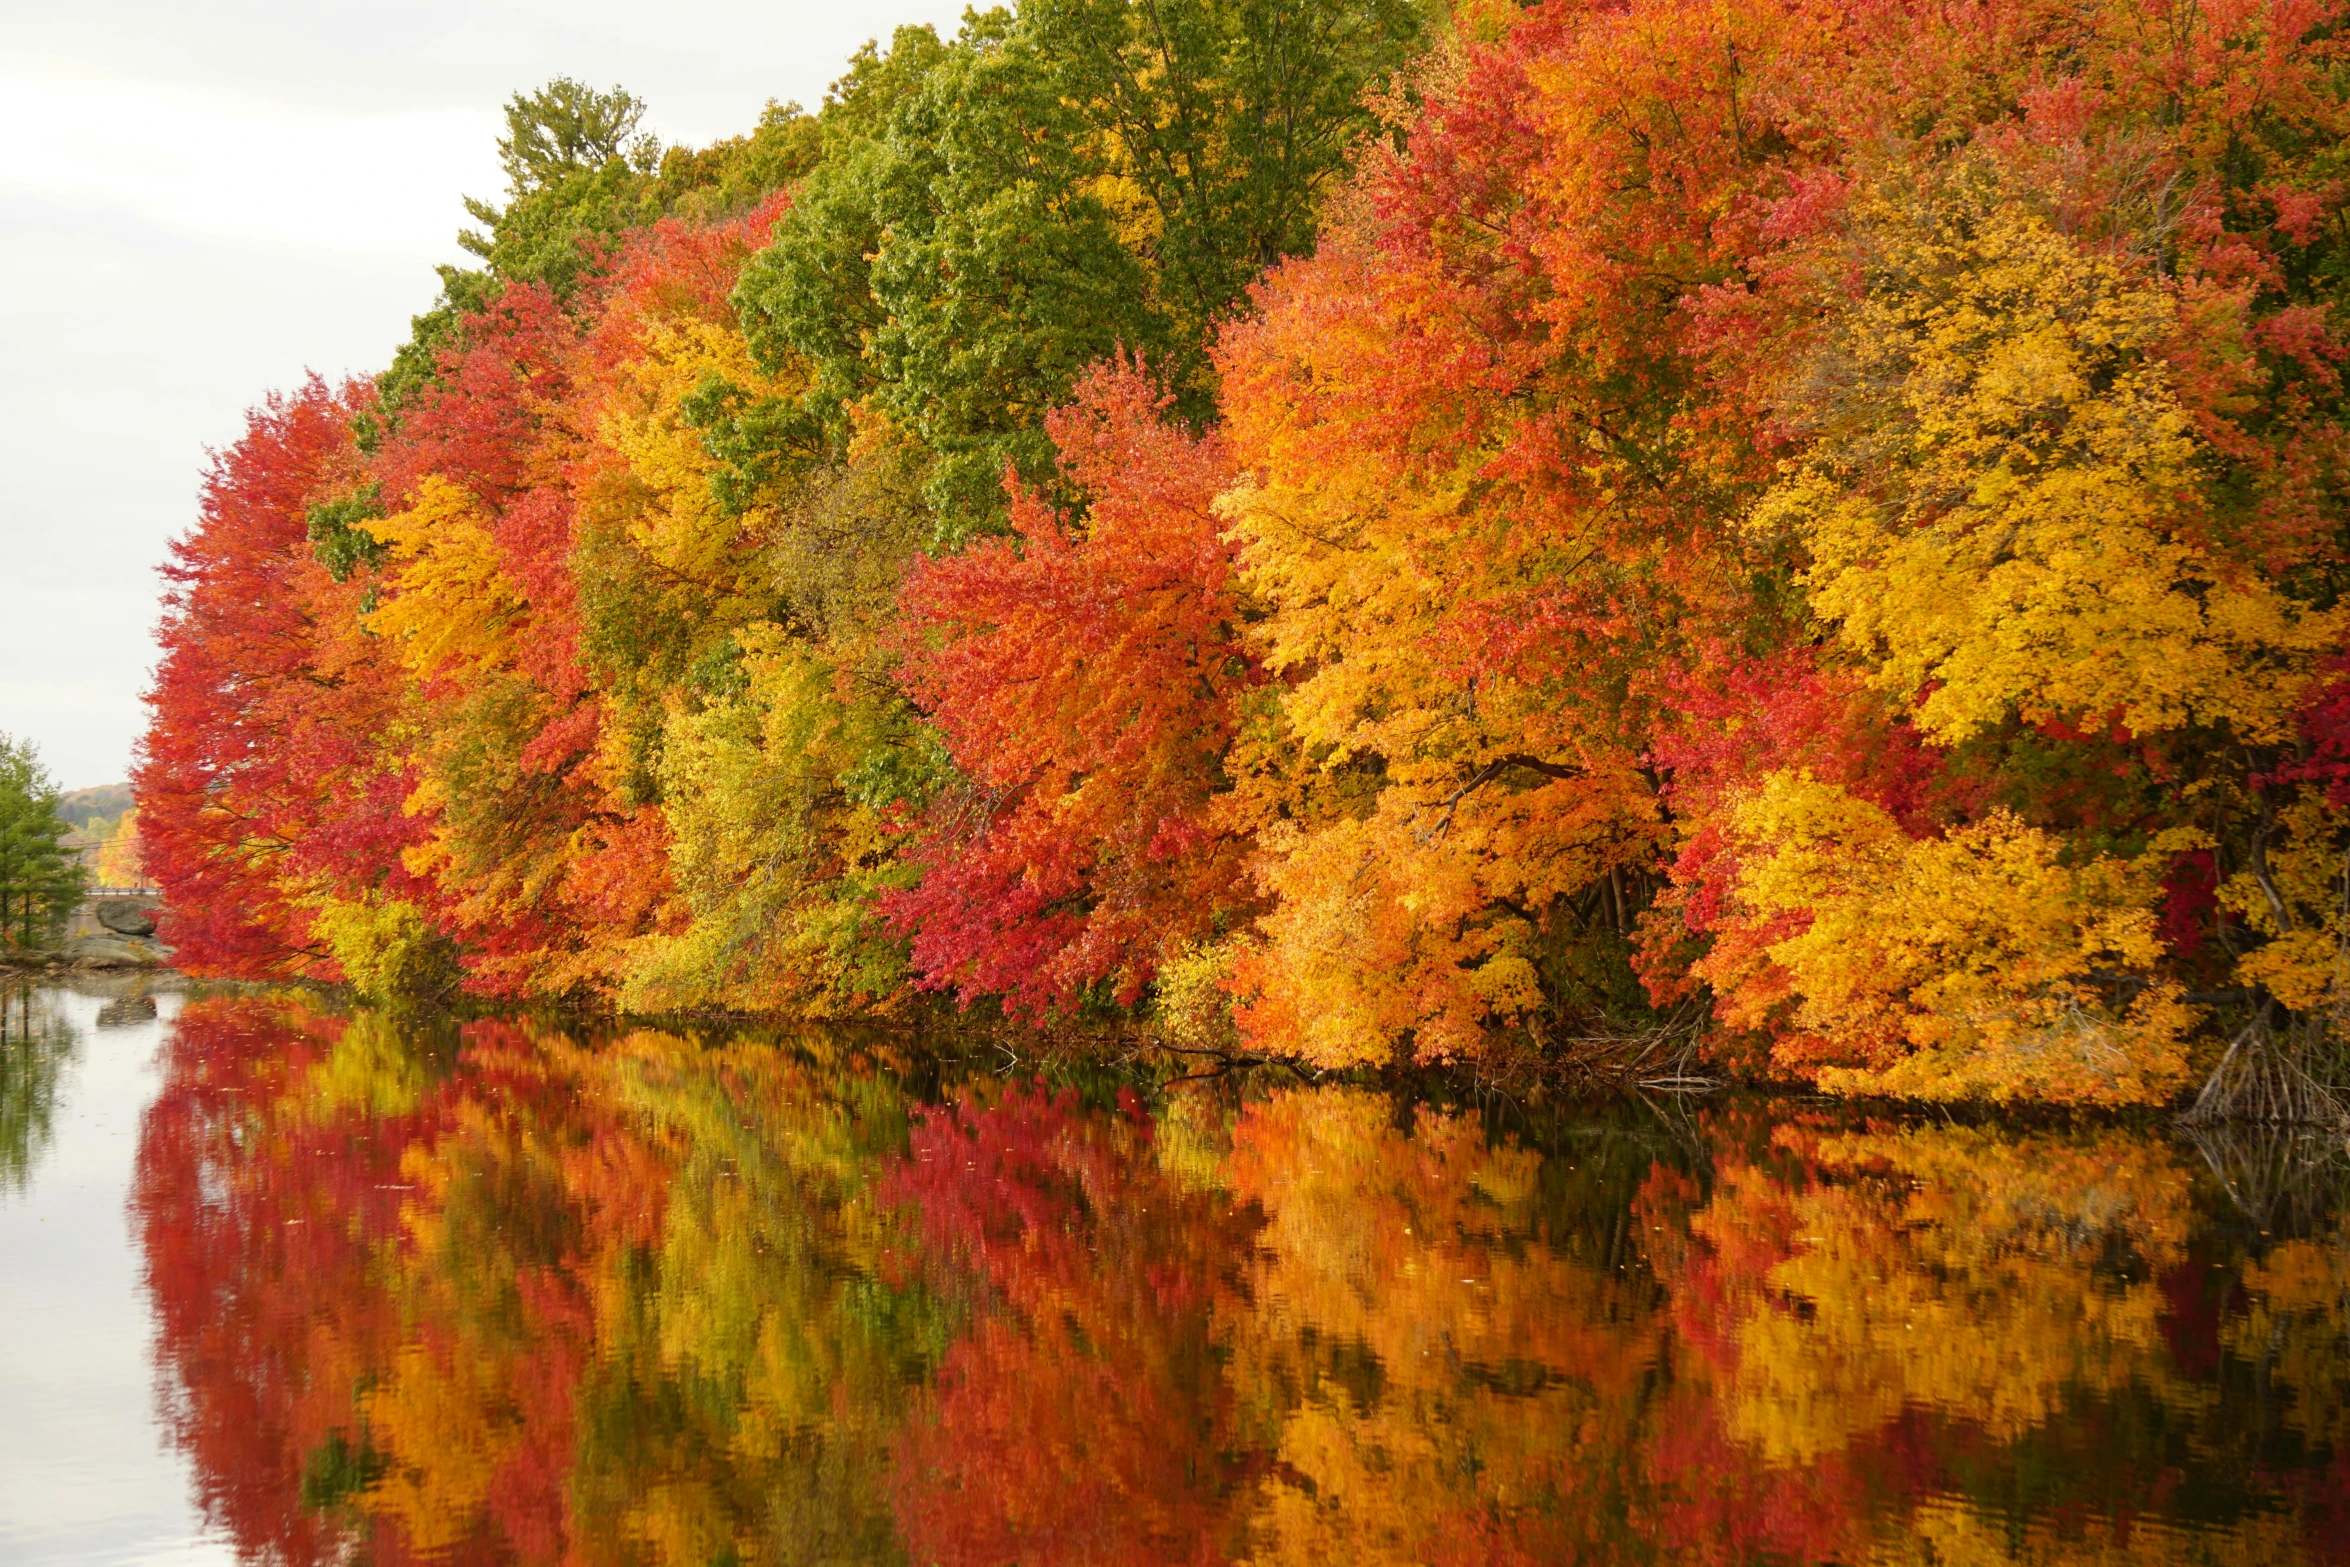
xmin=140 ymin=0 xmax=2350 ymax=1110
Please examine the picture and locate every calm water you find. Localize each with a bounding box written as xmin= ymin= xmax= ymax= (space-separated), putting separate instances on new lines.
xmin=2 ymin=981 xmax=2347 ymax=1564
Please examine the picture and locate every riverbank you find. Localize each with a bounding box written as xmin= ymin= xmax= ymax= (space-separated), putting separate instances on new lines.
xmin=0 ymin=893 xmax=172 ymax=974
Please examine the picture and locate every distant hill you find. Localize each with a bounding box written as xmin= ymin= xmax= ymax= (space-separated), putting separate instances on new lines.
xmin=56 ymin=783 xmax=131 ymax=829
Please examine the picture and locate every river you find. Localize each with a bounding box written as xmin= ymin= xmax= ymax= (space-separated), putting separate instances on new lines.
xmin=1 ymin=977 xmax=2345 ymax=1564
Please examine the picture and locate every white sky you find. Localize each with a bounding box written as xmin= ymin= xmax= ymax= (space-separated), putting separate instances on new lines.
xmin=0 ymin=0 xmax=970 ymax=792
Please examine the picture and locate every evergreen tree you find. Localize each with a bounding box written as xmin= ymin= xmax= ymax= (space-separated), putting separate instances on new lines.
xmin=0 ymin=736 xmax=87 ymax=949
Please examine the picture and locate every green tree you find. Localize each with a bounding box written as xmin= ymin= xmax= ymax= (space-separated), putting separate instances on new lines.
xmin=450 ymin=78 xmax=660 ymax=299
xmin=488 ymin=76 xmax=652 ymax=195
xmin=372 ymin=82 xmax=659 ymax=426
xmin=0 ymin=735 xmax=87 ymax=949
xmin=369 ymin=79 xmax=823 ymax=443
xmin=1030 ymin=0 xmax=1432 ymax=362
xmin=729 ymin=0 xmax=1433 ymax=539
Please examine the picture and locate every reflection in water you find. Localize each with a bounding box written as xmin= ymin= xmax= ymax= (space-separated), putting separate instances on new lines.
xmin=0 ymin=981 xmax=78 ymax=1192
xmin=95 ymin=991 xmax=160 ymax=1029
xmin=131 ymin=995 xmax=2350 ymax=1564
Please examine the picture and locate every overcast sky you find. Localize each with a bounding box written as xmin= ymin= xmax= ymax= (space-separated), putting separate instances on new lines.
xmin=0 ymin=0 xmax=970 ymax=793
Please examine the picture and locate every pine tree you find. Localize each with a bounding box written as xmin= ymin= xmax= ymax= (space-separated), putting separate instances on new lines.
xmin=0 ymin=736 xmax=87 ymax=950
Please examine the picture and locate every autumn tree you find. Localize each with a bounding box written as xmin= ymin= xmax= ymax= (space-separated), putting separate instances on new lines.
xmin=1212 ymin=0 xmax=1775 ymax=1066
xmin=137 ymin=378 xmax=427 ymax=983
xmin=888 ymin=361 xmax=1258 ymax=1014
xmin=129 ymin=0 xmax=2350 ymax=1104
xmin=1212 ymin=0 xmax=2350 ymax=1101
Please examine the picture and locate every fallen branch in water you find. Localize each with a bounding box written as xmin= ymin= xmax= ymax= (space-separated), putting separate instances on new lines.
xmin=2181 ymin=1006 xmax=2350 ymax=1129
xmin=1125 ymin=1036 xmax=1324 ymax=1086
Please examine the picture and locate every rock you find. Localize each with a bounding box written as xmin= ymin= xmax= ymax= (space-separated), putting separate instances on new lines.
xmin=95 ymin=899 xmax=157 ymax=937
xmin=65 ymin=933 xmax=166 ymax=969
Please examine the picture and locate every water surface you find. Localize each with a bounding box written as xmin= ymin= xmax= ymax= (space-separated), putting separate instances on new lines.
xmin=8 ymin=982 xmax=2350 ymax=1563
xmin=0 ymin=981 xmax=228 ymax=1564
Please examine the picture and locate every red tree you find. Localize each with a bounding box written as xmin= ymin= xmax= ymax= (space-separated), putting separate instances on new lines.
xmin=891 ymin=362 xmax=1259 ymax=1014
xmin=137 ymin=378 xmax=424 ymax=978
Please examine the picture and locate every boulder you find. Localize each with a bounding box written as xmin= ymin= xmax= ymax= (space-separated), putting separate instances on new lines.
xmin=95 ymin=899 xmax=158 ymax=937
xmin=65 ymin=933 xmax=166 ymax=969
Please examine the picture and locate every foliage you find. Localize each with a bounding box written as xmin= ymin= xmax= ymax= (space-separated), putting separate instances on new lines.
xmin=304 ymin=895 xmax=454 ymax=1002
xmin=730 ymin=1 xmax=1433 ymax=536
xmin=1751 ymin=160 xmax=2342 ymax=747
xmin=133 ymin=0 xmax=2350 ymax=1108
xmin=93 ymin=806 xmax=146 ymax=887
xmin=1205 ymin=0 xmax=2350 ymax=1093
xmin=0 ymin=734 xmax=85 ymax=947
xmin=138 ymin=377 xmax=430 ymax=982
xmin=888 ymin=361 xmax=1258 ymax=1013
xmin=627 ymin=620 xmax=922 ymax=1016
xmin=1695 ymin=771 xmax=2197 ymax=1103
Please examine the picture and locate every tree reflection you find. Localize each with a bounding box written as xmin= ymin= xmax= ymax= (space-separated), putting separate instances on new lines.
xmin=1209 ymin=1088 xmax=1666 ymax=1564
xmin=0 ymin=981 xmax=75 ymax=1192
xmin=882 ymin=1081 xmax=1267 ymax=1565
xmin=134 ymin=997 xmax=931 ymax=1565
xmin=130 ymin=998 xmax=2350 ymax=1565
xmin=1643 ymin=1115 xmax=2350 ymax=1565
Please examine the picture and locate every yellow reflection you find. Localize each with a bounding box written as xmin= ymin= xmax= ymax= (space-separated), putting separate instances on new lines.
xmin=1218 ymin=1088 xmax=1657 ymax=1564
